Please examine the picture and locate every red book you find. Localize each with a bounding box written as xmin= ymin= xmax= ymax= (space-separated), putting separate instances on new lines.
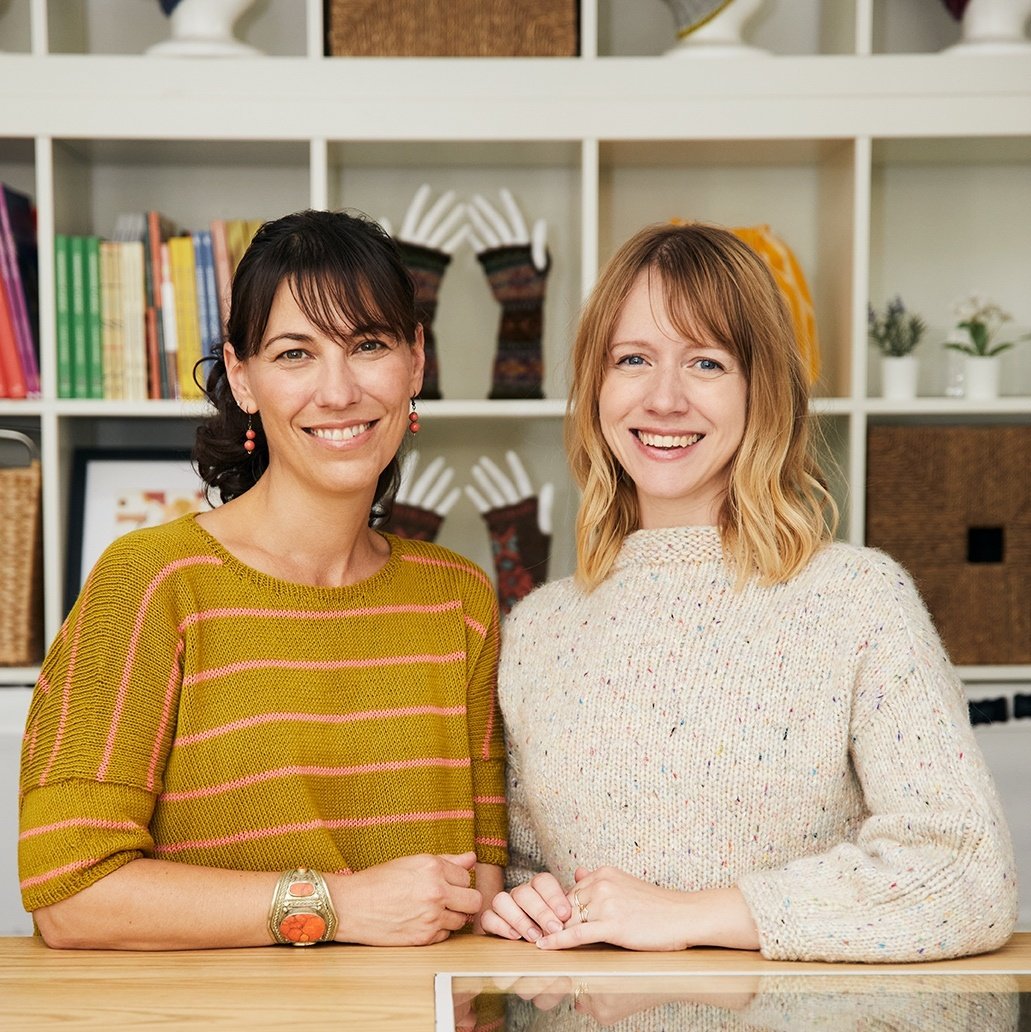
xmin=0 ymin=278 xmax=24 ymax=398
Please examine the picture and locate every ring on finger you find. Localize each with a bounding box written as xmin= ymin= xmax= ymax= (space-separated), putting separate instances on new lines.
xmin=572 ymin=889 xmax=590 ymax=923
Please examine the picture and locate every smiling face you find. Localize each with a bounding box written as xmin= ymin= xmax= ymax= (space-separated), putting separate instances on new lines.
xmin=225 ymin=277 xmax=424 ymax=505
xmin=598 ymin=269 xmax=747 ymax=528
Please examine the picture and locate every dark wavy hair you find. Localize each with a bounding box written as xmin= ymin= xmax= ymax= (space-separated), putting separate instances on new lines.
xmin=193 ymin=209 xmax=418 ymax=512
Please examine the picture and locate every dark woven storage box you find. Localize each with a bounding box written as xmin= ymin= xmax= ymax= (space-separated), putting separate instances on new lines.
xmin=865 ymin=425 xmax=1030 ymax=665
xmin=326 ymin=0 xmax=579 ymax=56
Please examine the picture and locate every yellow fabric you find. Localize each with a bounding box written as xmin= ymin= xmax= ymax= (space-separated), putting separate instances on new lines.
xmin=19 ymin=515 xmax=506 ymax=911
xmin=731 ymin=224 xmax=821 ymax=385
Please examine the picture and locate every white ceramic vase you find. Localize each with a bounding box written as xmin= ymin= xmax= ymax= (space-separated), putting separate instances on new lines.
xmin=146 ymin=0 xmax=262 ymax=57
xmin=880 ymin=354 xmax=919 ymax=400
xmin=944 ymin=0 xmax=1031 ymax=54
xmin=663 ymin=0 xmax=770 ymax=58
xmin=963 ymin=355 xmax=1001 ymax=400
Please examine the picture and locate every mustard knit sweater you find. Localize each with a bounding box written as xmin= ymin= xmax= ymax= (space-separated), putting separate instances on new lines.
xmin=20 ymin=515 xmax=507 ymax=911
xmin=500 ymin=526 xmax=1017 ymax=963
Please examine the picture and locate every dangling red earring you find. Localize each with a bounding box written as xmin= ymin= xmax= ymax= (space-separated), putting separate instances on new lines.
xmin=244 ymin=413 xmax=257 ymax=453
xmin=408 ymin=397 xmax=421 ymax=434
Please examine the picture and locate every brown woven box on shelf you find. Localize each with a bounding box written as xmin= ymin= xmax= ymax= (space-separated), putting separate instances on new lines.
xmin=0 ymin=430 xmax=43 ymax=666
xmin=326 ymin=0 xmax=579 ymax=56
xmin=865 ymin=425 xmax=1030 ymax=666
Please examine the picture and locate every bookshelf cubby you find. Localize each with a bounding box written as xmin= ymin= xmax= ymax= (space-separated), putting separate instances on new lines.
xmin=0 ymin=0 xmax=1028 ymax=688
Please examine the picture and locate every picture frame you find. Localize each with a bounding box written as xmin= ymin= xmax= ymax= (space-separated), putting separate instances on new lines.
xmin=64 ymin=448 xmax=210 ymax=613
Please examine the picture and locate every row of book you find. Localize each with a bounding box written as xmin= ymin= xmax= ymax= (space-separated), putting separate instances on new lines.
xmin=0 ymin=182 xmax=41 ymax=399
xmin=56 ymin=215 xmax=264 ymax=400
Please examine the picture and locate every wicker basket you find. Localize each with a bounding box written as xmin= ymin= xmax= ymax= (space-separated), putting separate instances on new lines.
xmin=865 ymin=425 xmax=1030 ymax=665
xmin=326 ymin=0 xmax=579 ymax=57
xmin=0 ymin=429 xmax=43 ymax=666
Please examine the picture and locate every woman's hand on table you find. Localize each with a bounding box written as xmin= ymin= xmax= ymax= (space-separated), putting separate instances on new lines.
xmin=482 ymin=865 xmax=761 ymax=952
xmin=481 ymin=870 xmax=572 ymax=941
xmin=330 ymin=851 xmax=481 ymax=946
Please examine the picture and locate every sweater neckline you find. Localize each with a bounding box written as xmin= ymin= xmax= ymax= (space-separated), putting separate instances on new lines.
xmin=182 ymin=513 xmax=403 ymax=600
xmin=614 ymin=524 xmax=726 ymax=569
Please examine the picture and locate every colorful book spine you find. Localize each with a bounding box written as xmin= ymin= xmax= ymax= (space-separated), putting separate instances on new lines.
xmin=85 ymin=235 xmax=104 ymax=399
xmin=209 ymin=218 xmax=232 ymax=335
xmin=159 ymin=242 xmax=180 ymax=400
xmin=168 ymin=234 xmax=203 ymax=400
xmin=100 ymin=241 xmax=124 ymax=400
xmin=120 ymin=241 xmax=147 ymax=401
xmin=53 ymin=233 xmax=73 ymax=398
xmin=69 ymin=235 xmax=89 ymax=399
xmin=0 ymin=183 xmax=40 ymax=395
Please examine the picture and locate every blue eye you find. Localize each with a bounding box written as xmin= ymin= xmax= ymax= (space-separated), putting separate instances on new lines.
xmin=694 ymin=357 xmax=725 ymax=373
xmin=616 ymin=354 xmax=646 ymax=367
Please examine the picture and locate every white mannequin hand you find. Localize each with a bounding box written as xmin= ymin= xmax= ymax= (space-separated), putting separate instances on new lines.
xmin=464 ymin=451 xmax=553 ymax=534
xmin=468 ymin=189 xmax=548 ymax=273
xmin=397 ymin=451 xmax=461 ymax=516
xmin=380 ymin=184 xmax=469 ymax=255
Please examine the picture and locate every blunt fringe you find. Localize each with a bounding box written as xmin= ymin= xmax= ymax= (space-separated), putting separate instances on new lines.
xmin=566 ymin=221 xmax=837 ymax=591
xmin=193 ymin=209 xmax=417 ymax=512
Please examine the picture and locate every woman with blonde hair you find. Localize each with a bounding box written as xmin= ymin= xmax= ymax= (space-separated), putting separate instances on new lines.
xmin=482 ymin=221 xmax=1016 ymax=961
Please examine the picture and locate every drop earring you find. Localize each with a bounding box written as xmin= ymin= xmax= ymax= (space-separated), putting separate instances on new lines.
xmin=408 ymin=397 xmax=421 ymax=434
xmin=244 ymin=413 xmax=257 ymax=453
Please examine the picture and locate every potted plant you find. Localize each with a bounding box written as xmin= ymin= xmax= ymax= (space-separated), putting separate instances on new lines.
xmin=944 ymin=294 xmax=1030 ymax=400
xmin=868 ymin=296 xmax=926 ymax=400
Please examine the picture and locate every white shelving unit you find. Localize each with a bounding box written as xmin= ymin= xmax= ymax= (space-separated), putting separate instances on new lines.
xmin=0 ymin=0 xmax=1029 ymax=689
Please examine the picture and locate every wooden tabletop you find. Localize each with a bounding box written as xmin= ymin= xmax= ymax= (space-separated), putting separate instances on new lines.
xmin=2 ymin=932 xmax=1029 ymax=1029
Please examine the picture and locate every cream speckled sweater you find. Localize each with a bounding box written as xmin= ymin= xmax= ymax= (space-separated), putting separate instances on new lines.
xmin=500 ymin=526 xmax=1017 ymax=962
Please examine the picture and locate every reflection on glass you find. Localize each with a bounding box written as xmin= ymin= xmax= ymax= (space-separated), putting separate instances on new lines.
xmin=445 ymin=973 xmax=1026 ymax=1031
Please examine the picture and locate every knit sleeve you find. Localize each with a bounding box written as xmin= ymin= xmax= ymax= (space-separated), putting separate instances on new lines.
xmin=497 ymin=595 xmax=547 ymax=888
xmin=463 ymin=575 xmax=508 ymax=868
xmin=19 ymin=530 xmax=190 ymax=911
xmin=737 ymin=552 xmax=1018 ymax=962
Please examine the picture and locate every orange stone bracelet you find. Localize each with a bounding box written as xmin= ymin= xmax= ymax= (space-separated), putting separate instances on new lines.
xmin=267 ymin=868 xmax=337 ymax=946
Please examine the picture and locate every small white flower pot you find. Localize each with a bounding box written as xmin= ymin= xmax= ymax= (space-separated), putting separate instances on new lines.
xmin=880 ymin=355 xmax=919 ymax=400
xmin=963 ymin=355 xmax=1001 ymax=400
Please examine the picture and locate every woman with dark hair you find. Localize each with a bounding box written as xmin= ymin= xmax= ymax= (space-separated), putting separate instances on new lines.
xmin=482 ymin=221 xmax=1016 ymax=962
xmin=20 ymin=209 xmax=506 ymax=950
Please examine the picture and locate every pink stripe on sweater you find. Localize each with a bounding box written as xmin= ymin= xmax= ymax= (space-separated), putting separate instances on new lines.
xmin=147 ymin=638 xmax=185 ymax=792
xmin=183 ymin=652 xmax=465 ymax=688
xmin=98 ymin=555 xmax=222 ymax=781
xmin=474 ymin=795 xmax=506 ymax=805
xmin=39 ymin=575 xmax=95 ymax=787
xmin=20 ymin=857 xmax=99 ymax=890
xmin=475 ymin=837 xmax=508 ymax=848
xmin=175 ymin=705 xmax=467 ymax=747
xmin=160 ymin=757 xmax=472 ymax=802
xmin=154 ymin=810 xmax=475 ymax=855
xmin=401 ymin=553 xmax=492 ymax=590
xmin=463 ymin=614 xmax=486 ymax=637
xmin=178 ymin=600 xmax=463 ymax=632
xmin=20 ymin=817 xmax=140 ymax=840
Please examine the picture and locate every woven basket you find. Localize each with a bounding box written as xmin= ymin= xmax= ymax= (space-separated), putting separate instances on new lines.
xmin=865 ymin=425 xmax=1030 ymax=665
xmin=0 ymin=429 xmax=43 ymax=666
xmin=326 ymin=0 xmax=579 ymax=57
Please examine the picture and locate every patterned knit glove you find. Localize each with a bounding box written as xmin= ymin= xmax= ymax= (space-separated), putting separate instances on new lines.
xmin=465 ymin=451 xmax=553 ymax=617
xmin=383 ymin=185 xmax=469 ymax=400
xmin=397 ymin=240 xmax=449 ymax=400
xmin=477 ymin=243 xmax=550 ymax=400
xmin=482 ymin=496 xmax=551 ymax=617
xmin=382 ymin=501 xmax=444 ymax=542
xmin=381 ymin=451 xmax=459 ymax=542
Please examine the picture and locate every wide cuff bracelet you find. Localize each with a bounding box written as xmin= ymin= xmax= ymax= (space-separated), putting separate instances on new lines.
xmin=268 ymin=868 xmax=337 ymax=946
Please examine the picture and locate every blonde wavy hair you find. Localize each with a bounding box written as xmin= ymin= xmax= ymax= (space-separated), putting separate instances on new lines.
xmin=566 ymin=222 xmax=837 ymax=591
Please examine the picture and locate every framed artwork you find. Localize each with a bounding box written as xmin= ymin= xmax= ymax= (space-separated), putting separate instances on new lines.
xmin=65 ymin=448 xmax=211 ymax=612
